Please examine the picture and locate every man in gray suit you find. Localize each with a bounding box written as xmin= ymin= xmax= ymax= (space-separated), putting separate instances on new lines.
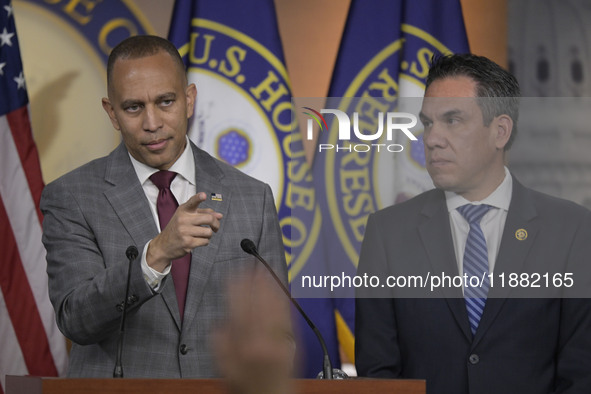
xmin=41 ymin=35 xmax=288 ymax=378
xmin=356 ymin=54 xmax=591 ymax=393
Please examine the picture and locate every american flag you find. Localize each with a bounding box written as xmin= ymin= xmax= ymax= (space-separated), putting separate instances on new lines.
xmin=0 ymin=1 xmax=67 ymax=390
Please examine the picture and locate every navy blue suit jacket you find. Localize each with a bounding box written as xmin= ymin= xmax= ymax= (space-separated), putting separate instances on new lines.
xmin=356 ymin=178 xmax=591 ymax=393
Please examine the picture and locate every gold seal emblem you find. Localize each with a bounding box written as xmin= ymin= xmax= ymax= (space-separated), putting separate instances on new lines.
xmin=515 ymin=228 xmax=528 ymax=241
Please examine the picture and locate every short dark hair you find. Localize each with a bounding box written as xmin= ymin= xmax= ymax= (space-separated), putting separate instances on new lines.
xmin=107 ymin=35 xmax=186 ymax=95
xmin=425 ymin=54 xmax=521 ymax=150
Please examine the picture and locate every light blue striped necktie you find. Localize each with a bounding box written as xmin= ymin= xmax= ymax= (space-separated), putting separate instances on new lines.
xmin=457 ymin=204 xmax=492 ymax=336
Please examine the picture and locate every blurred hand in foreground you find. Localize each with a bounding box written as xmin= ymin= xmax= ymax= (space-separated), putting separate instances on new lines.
xmin=214 ymin=271 xmax=296 ymax=394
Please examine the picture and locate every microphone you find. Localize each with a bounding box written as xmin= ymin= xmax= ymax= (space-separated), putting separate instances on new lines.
xmin=113 ymin=245 xmax=139 ymax=378
xmin=240 ymin=239 xmax=347 ymax=380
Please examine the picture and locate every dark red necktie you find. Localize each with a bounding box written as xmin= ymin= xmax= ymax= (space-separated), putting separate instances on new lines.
xmin=150 ymin=170 xmax=190 ymax=321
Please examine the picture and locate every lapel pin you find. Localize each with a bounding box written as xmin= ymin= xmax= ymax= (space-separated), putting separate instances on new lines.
xmin=515 ymin=228 xmax=527 ymax=241
xmin=211 ymin=193 xmax=223 ymax=202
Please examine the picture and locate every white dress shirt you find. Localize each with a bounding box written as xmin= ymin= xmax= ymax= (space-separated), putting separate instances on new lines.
xmin=128 ymin=137 xmax=196 ymax=290
xmin=445 ymin=167 xmax=513 ymax=275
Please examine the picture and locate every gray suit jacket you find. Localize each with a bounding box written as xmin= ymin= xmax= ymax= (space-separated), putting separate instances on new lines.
xmin=41 ymin=141 xmax=287 ymax=378
xmin=356 ymin=178 xmax=591 ymax=393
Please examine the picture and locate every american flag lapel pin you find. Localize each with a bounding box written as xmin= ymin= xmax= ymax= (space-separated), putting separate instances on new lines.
xmin=211 ymin=193 xmax=223 ymax=202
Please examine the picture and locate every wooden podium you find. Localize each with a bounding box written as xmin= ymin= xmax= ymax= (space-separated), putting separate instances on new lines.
xmin=6 ymin=376 xmax=425 ymax=394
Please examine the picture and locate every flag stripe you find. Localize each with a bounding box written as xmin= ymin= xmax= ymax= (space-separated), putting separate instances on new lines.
xmin=6 ymin=107 xmax=44 ymax=223
xmin=335 ymin=310 xmax=355 ymax=363
xmin=0 ymin=114 xmax=67 ymax=376
xmin=0 ymin=291 xmax=28 ymax=393
xmin=0 ymin=196 xmax=57 ymax=376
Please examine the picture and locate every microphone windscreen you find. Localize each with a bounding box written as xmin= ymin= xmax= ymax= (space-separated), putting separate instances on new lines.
xmin=240 ymin=239 xmax=257 ymax=255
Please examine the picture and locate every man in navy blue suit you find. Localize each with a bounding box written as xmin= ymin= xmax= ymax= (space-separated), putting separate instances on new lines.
xmin=356 ymin=54 xmax=591 ymax=393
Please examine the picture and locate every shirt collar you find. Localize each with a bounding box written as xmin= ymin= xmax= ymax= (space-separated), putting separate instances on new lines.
xmin=128 ymin=136 xmax=196 ymax=186
xmin=445 ymin=166 xmax=512 ymax=212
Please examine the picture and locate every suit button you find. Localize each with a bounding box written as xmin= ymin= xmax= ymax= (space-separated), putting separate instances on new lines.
xmin=180 ymin=344 xmax=188 ymax=355
xmin=469 ymin=354 xmax=479 ymax=365
xmin=129 ymin=294 xmax=138 ymax=303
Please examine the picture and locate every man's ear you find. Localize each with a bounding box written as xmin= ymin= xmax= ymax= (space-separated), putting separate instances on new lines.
xmin=186 ymin=83 xmax=197 ymax=119
xmin=494 ymin=114 xmax=512 ymax=150
xmin=102 ymin=97 xmax=120 ymax=131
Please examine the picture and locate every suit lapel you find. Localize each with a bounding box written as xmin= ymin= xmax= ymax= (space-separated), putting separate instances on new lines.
xmin=472 ymin=179 xmax=539 ymax=347
xmin=103 ymin=144 xmax=183 ymax=329
xmin=418 ymin=191 xmax=472 ymax=341
xmin=182 ymin=144 xmax=232 ymax=332
xmin=103 ymin=144 xmax=159 ymax=248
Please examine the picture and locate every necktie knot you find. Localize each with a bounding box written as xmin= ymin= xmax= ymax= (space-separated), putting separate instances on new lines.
xmin=150 ymin=170 xmax=177 ymax=190
xmin=457 ymin=204 xmax=491 ymax=224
